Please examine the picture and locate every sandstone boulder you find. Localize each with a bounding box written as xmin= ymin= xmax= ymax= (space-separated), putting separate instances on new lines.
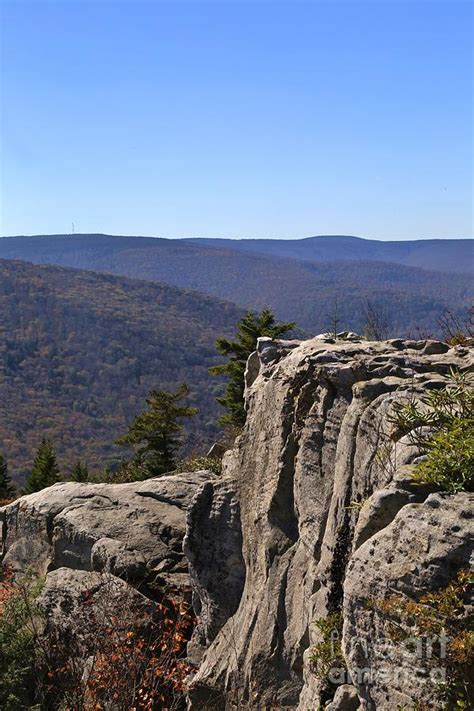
xmin=0 ymin=470 xmax=215 ymax=591
xmin=344 ymin=492 xmax=473 ymax=710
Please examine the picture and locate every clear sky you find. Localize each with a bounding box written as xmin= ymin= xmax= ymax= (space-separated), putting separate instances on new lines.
xmin=0 ymin=0 xmax=472 ymax=240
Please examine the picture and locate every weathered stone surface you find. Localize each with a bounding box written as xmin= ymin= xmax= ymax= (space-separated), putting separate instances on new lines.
xmin=352 ymin=465 xmax=434 ymax=550
xmin=344 ymin=492 xmax=474 ymax=710
xmin=184 ymin=338 xmax=473 ymax=709
xmin=38 ymin=567 xmax=152 ymax=636
xmin=0 ymin=470 xmax=214 ymax=590
xmin=0 ymin=471 xmax=218 ymax=703
xmin=37 ymin=567 xmax=155 ymax=684
xmin=325 ymin=684 xmax=361 ymax=711
xmin=183 ymin=477 xmax=245 ymax=665
xmin=244 ymin=349 xmax=261 ymax=391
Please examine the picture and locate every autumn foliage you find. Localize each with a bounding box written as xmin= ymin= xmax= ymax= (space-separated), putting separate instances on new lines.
xmin=0 ymin=565 xmax=15 ymax=614
xmin=0 ymin=567 xmax=195 ymax=710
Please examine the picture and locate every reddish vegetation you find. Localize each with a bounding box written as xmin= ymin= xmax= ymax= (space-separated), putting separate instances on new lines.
xmin=0 ymin=565 xmax=16 ymax=614
xmin=0 ymin=564 xmax=195 ymax=710
xmin=77 ymin=597 xmax=194 ymax=710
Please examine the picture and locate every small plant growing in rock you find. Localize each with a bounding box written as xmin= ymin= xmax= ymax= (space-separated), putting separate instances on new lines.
xmin=309 ymin=612 xmax=346 ymax=686
xmin=345 ymin=497 xmax=368 ymax=511
xmin=366 ymin=569 xmax=473 ymax=709
xmin=389 ymin=369 xmax=474 ymax=493
xmin=414 ymin=420 xmax=473 ymax=494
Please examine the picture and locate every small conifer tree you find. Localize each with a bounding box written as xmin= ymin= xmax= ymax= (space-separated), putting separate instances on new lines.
xmin=116 ymin=384 xmax=197 ymax=478
xmin=0 ymin=453 xmax=15 ymax=499
xmin=210 ymin=308 xmax=295 ymax=426
xmin=23 ymin=439 xmax=60 ymax=494
xmin=71 ymin=460 xmax=89 ymax=483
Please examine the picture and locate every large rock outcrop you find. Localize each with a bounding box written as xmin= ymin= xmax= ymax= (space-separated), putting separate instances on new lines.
xmin=1 ymin=336 xmax=471 ymax=710
xmin=184 ymin=337 xmax=473 ymax=710
xmin=0 ymin=470 xmax=214 ymax=594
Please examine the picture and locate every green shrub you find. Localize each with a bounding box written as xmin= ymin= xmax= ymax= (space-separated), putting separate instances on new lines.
xmin=175 ymin=455 xmax=222 ymax=475
xmin=390 ymin=370 xmax=474 ymax=493
xmin=413 ymin=419 xmax=474 ymax=493
xmin=0 ymin=568 xmax=43 ymax=710
xmin=309 ymin=612 xmax=346 ymax=684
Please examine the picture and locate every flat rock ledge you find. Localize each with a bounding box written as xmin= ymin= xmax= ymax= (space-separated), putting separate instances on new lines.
xmin=0 ymin=470 xmax=215 ymax=595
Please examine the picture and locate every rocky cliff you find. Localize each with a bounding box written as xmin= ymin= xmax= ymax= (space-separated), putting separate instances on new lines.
xmin=184 ymin=336 xmax=473 ymax=710
xmin=1 ymin=336 xmax=472 ymax=710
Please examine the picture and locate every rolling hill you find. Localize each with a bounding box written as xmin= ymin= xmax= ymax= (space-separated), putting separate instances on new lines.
xmin=0 ymin=259 xmax=243 ymax=483
xmin=0 ymin=234 xmax=471 ymax=337
xmin=186 ymin=235 xmax=474 ymax=275
xmin=1 ymin=232 xmax=472 ymax=274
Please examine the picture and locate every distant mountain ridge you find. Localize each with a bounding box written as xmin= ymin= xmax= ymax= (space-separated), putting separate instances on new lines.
xmin=185 ymin=234 xmax=474 ymax=275
xmin=0 ymin=234 xmax=471 ymax=337
xmin=1 ymin=232 xmax=472 ymax=274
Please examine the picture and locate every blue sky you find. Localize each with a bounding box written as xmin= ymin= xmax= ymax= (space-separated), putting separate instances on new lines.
xmin=1 ymin=0 xmax=472 ymax=239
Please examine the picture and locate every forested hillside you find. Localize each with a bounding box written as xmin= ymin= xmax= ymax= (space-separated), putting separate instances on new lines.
xmin=0 ymin=235 xmax=471 ymax=336
xmin=1 ymin=241 xmax=471 ymax=482
xmin=1 ymin=233 xmax=472 ymax=275
xmin=0 ymin=259 xmax=243 ymax=483
xmin=187 ymin=235 xmax=474 ymax=274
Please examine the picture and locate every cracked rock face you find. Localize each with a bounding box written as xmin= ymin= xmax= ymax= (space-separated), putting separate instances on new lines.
xmin=0 ymin=470 xmax=214 ymax=592
xmin=184 ymin=337 xmax=473 ymax=710
xmin=183 ymin=477 xmax=245 ymax=666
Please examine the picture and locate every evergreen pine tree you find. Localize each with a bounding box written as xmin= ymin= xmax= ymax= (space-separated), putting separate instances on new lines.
xmin=116 ymin=384 xmax=198 ymax=478
xmin=71 ymin=460 xmax=89 ymax=482
xmin=0 ymin=453 xmax=15 ymax=500
xmin=23 ymin=439 xmax=60 ymax=494
xmin=209 ymin=308 xmax=295 ymax=427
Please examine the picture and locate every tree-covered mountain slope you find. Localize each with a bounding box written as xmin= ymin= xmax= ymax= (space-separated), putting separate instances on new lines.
xmin=0 ymin=234 xmax=471 ymax=336
xmin=1 ymin=233 xmax=472 ymax=275
xmin=0 ymin=259 xmax=243 ymax=483
xmin=186 ymin=234 xmax=473 ymax=275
